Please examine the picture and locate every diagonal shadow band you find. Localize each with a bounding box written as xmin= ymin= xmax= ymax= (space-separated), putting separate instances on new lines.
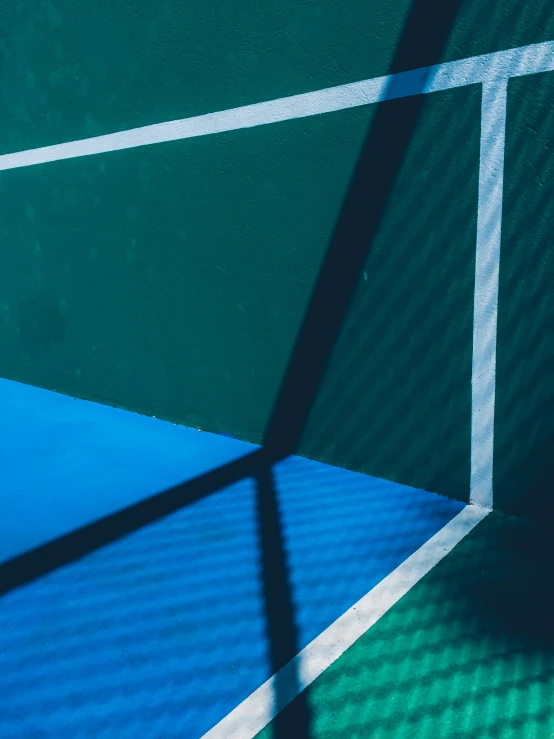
xmin=255 ymin=465 xmax=313 ymax=737
xmin=263 ymin=0 xmax=465 ymax=459
xmin=0 ymin=448 xmax=282 ymax=597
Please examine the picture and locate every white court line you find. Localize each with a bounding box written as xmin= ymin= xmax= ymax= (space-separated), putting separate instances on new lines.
xmin=0 ymin=40 xmax=553 ymax=172
xmin=201 ymin=504 xmax=489 ymax=739
xmin=470 ymin=81 xmax=508 ymax=509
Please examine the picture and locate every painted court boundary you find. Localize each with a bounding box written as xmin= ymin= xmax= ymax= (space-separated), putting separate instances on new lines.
xmin=201 ymin=504 xmax=489 ymax=739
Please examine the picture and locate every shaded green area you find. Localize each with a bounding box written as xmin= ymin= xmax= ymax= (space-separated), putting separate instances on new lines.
xmin=494 ymin=71 xmax=554 ymax=521
xmin=443 ymin=0 xmax=554 ymax=76
xmin=299 ymin=85 xmax=480 ymax=502
xmin=258 ymin=511 xmax=554 ymax=737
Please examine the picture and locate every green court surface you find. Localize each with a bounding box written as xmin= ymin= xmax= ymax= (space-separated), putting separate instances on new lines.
xmin=259 ymin=511 xmax=554 ymax=738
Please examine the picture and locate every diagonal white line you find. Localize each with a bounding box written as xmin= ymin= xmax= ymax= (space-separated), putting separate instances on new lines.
xmin=201 ymin=504 xmax=489 ymax=739
xmin=0 ymin=40 xmax=552 ymax=172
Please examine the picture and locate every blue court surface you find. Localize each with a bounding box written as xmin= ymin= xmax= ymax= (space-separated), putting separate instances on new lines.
xmin=0 ymin=379 xmax=465 ymax=737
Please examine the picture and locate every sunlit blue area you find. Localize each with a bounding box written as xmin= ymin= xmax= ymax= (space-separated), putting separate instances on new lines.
xmin=0 ymin=379 xmax=464 ymax=737
xmin=0 ymin=378 xmax=256 ymax=561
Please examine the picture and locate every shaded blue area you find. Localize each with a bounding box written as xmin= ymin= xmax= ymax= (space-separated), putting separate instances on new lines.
xmin=274 ymin=457 xmax=464 ymax=648
xmin=0 ymin=379 xmax=464 ymax=737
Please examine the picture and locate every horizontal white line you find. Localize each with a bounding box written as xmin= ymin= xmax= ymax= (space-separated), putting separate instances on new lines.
xmin=1 ymin=40 xmax=553 ymax=173
xmin=200 ymin=503 xmax=490 ymax=739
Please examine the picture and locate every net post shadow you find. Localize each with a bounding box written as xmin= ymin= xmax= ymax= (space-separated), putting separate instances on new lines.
xmin=255 ymin=463 xmax=313 ymax=737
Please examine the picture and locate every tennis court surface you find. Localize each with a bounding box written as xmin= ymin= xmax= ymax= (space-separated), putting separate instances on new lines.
xmin=0 ymin=377 xmax=473 ymax=737
xmin=3 ymin=379 xmax=554 ymax=738
xmin=3 ymin=13 xmax=554 ymax=736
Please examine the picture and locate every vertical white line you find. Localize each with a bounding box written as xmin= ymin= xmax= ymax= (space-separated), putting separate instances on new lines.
xmin=471 ymin=79 xmax=508 ymax=509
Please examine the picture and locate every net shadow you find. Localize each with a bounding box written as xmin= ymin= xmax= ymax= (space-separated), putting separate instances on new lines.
xmin=0 ymin=448 xmax=271 ymax=597
xmin=262 ymin=0 xmax=468 ymax=498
